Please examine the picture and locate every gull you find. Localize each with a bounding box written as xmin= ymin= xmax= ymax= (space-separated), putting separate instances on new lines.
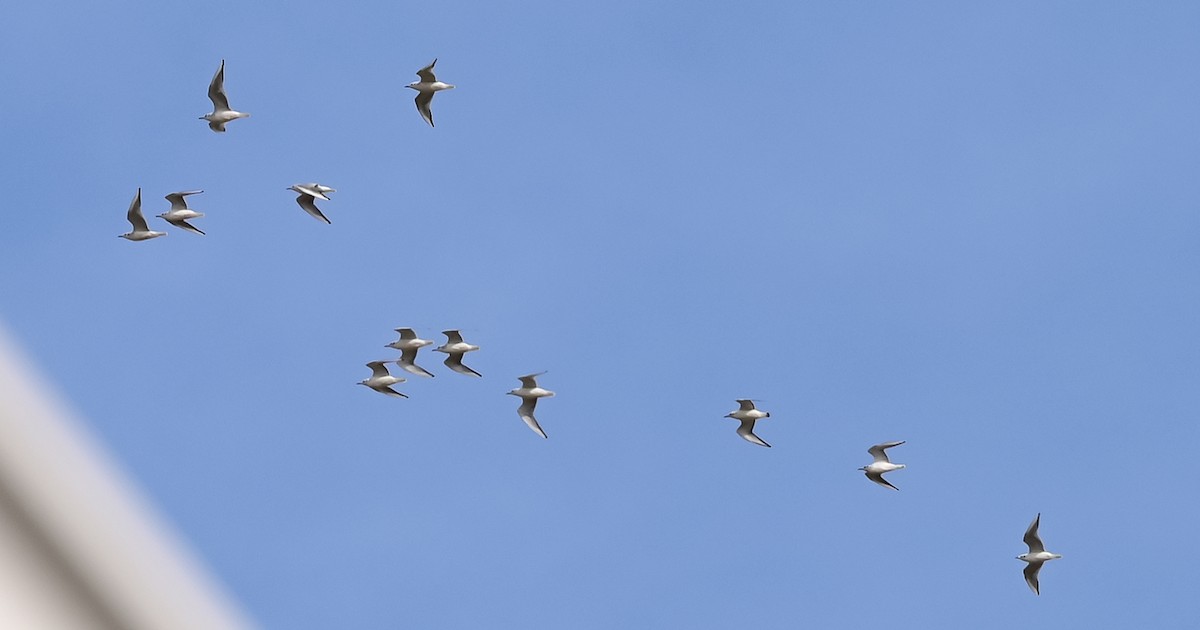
xmin=386 ymin=328 xmax=435 ymax=378
xmin=725 ymin=399 xmax=771 ymax=447
xmin=119 ymin=188 xmax=166 ymax=241
xmin=507 ymin=372 xmax=555 ymax=439
xmin=200 ymin=60 xmax=250 ymax=132
xmin=859 ymin=440 xmax=906 ymax=490
xmin=406 ymin=59 xmax=455 ymax=127
xmin=358 ymin=361 xmax=408 ymax=398
xmin=157 ymin=190 xmax=206 ymax=235
xmin=287 ymin=184 xmax=335 ymax=224
xmin=434 ymin=329 xmax=480 ymax=377
xmin=1017 ymin=513 xmax=1062 ymax=595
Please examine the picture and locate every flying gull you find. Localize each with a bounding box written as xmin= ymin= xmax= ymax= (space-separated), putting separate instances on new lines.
xmin=119 ymin=188 xmax=166 ymax=241
xmin=724 ymin=399 xmax=772 ymax=447
xmin=157 ymin=190 xmax=206 ymax=235
xmin=859 ymin=440 xmax=906 ymax=490
xmin=200 ymin=60 xmax=250 ymax=132
xmin=406 ymin=59 xmax=455 ymax=127
xmin=434 ymin=329 xmax=480 ymax=377
xmin=386 ymin=328 xmax=435 ymax=378
xmin=1017 ymin=513 xmax=1062 ymax=595
xmin=507 ymin=372 xmax=555 ymax=438
xmin=358 ymin=361 xmax=408 ymax=398
xmin=288 ymin=183 xmax=336 ymax=224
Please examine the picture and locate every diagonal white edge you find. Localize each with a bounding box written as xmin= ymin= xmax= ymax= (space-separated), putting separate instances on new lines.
xmin=0 ymin=325 xmax=255 ymax=630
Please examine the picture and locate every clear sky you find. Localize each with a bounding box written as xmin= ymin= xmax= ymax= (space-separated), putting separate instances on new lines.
xmin=2 ymin=1 xmax=1198 ymax=627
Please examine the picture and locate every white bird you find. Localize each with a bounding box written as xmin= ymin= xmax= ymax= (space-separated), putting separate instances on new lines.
xmin=157 ymin=190 xmax=206 ymax=235
xmin=358 ymin=361 xmax=408 ymax=398
xmin=1017 ymin=513 xmax=1062 ymax=595
xmin=406 ymin=59 xmax=455 ymax=127
xmin=118 ymin=188 xmax=166 ymax=241
xmin=433 ymin=329 xmax=480 ymax=377
xmin=724 ymin=399 xmax=771 ymax=447
xmin=386 ymin=328 xmax=435 ymax=378
xmin=200 ymin=60 xmax=250 ymax=132
xmin=859 ymin=440 xmax=906 ymax=490
xmin=507 ymin=372 xmax=555 ymax=439
xmin=287 ymin=184 xmax=335 ymax=223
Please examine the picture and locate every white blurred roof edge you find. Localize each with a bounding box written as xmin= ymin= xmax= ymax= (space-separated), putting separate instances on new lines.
xmin=0 ymin=325 xmax=255 ymax=630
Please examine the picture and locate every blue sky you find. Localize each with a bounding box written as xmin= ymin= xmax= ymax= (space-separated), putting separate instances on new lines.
xmin=2 ymin=1 xmax=1198 ymax=627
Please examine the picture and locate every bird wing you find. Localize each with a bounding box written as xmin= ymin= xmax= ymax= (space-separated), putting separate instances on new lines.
xmin=372 ymin=385 xmax=408 ymax=399
xmin=1023 ymin=513 xmax=1044 ymax=553
xmin=865 ymin=470 xmax=900 ymax=491
xmin=442 ymin=330 xmax=464 ymax=344
xmin=207 ymin=60 xmax=230 ymax=112
xmin=443 ymin=353 xmax=481 ymax=377
xmin=1022 ymin=562 xmax=1042 ymax=595
xmin=518 ymin=372 xmax=546 ymax=389
xmin=736 ymin=419 xmax=770 ymax=447
xmin=868 ymin=440 xmax=905 ymax=463
xmin=736 ymin=399 xmax=757 ymax=412
xmin=166 ymin=217 xmax=205 ymax=235
xmin=397 ymin=352 xmax=435 ymax=378
xmin=416 ymin=59 xmax=438 ymax=83
xmin=126 ymin=188 xmax=149 ymax=231
xmin=208 ymin=120 xmax=226 ymax=133
xmin=366 ymin=361 xmax=392 ymax=379
xmin=394 ymin=327 xmax=417 ymax=340
xmin=415 ymin=91 xmax=435 ymax=127
xmin=164 ymin=190 xmax=202 ymax=210
xmin=518 ymin=398 xmax=547 ymax=438
xmin=295 ymin=194 xmax=331 ymax=224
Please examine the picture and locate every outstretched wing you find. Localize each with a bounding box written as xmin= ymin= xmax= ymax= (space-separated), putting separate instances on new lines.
xmin=518 ymin=398 xmax=547 ymax=439
xmin=736 ymin=419 xmax=770 ymax=447
xmin=295 ymin=194 xmax=331 ymax=224
xmin=208 ymin=60 xmax=230 ymax=112
xmin=366 ymin=361 xmax=391 ymax=379
xmin=126 ymin=188 xmax=149 ymax=231
xmin=867 ymin=440 xmax=905 ymax=463
xmin=416 ymin=59 xmax=438 ymax=83
xmin=166 ymin=217 xmax=205 ymax=235
xmin=1022 ymin=562 xmax=1042 ymax=595
xmin=444 ymin=353 xmax=481 ymax=377
xmin=518 ymin=371 xmax=546 ymax=389
xmin=1023 ymin=513 xmax=1044 ymax=553
xmin=165 ymin=190 xmax=203 ymax=210
xmin=415 ymin=91 xmax=435 ymax=127
xmin=865 ymin=471 xmax=900 ymax=491
xmin=442 ymin=329 xmax=465 ymax=344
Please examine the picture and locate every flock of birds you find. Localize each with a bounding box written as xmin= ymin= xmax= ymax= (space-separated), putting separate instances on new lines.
xmin=356 ymin=327 xmax=558 ymax=440
xmin=114 ymin=57 xmax=1063 ymax=597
